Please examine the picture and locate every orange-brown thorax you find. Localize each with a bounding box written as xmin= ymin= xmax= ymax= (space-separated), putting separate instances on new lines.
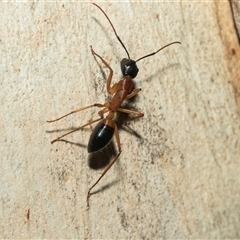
xmin=109 ymin=76 xmax=133 ymax=112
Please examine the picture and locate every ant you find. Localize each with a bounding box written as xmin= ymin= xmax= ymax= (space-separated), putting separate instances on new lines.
xmin=47 ymin=3 xmax=181 ymax=207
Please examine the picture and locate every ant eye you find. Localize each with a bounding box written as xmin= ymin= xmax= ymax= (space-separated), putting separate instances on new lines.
xmin=120 ymin=58 xmax=139 ymax=78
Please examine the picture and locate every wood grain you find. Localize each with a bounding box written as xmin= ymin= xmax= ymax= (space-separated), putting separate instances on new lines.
xmin=1 ymin=2 xmax=240 ymax=238
xmin=231 ymin=0 xmax=240 ymax=40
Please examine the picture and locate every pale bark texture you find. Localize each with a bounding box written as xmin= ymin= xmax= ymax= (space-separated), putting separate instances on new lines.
xmin=1 ymin=2 xmax=240 ymax=239
xmin=231 ymin=0 xmax=240 ymax=40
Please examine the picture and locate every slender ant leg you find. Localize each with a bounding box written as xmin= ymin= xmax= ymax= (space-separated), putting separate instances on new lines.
xmin=49 ymin=118 xmax=102 ymax=144
xmin=87 ymin=122 xmax=121 ymax=207
xmin=120 ymin=88 xmax=144 ymax=124
xmin=47 ymin=104 xmax=105 ymax=143
xmin=47 ymin=104 xmax=104 ymax=123
xmin=125 ymin=88 xmax=141 ymax=100
xmin=90 ymin=45 xmax=118 ymax=95
xmin=117 ymin=107 xmax=144 ymax=124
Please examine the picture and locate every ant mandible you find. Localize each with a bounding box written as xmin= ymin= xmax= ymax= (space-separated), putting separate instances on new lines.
xmin=47 ymin=3 xmax=181 ymax=207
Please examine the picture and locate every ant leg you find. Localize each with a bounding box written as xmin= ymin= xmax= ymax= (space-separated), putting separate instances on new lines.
xmin=47 ymin=104 xmax=106 ymax=144
xmin=125 ymin=88 xmax=141 ymax=100
xmin=90 ymin=45 xmax=118 ymax=95
xmin=49 ymin=118 xmax=102 ymax=144
xmin=47 ymin=103 xmax=104 ymax=123
xmin=87 ymin=123 xmax=121 ymax=207
xmin=116 ymin=89 xmax=143 ymax=124
xmin=117 ymin=107 xmax=144 ymax=124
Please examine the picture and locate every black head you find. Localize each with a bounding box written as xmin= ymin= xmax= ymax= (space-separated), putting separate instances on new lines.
xmin=120 ymin=58 xmax=139 ymax=79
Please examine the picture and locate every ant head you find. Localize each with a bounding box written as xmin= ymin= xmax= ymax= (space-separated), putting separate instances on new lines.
xmin=120 ymin=58 xmax=139 ymax=79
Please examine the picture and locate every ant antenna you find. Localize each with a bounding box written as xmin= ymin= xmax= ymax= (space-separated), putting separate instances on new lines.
xmin=93 ymin=3 xmax=181 ymax=63
xmin=92 ymin=3 xmax=131 ymax=59
xmin=136 ymin=41 xmax=181 ymax=62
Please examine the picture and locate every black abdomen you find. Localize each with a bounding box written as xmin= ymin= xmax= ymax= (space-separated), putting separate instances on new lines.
xmin=87 ymin=121 xmax=115 ymax=153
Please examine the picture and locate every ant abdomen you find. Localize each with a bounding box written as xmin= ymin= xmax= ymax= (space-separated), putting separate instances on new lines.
xmin=88 ymin=119 xmax=115 ymax=153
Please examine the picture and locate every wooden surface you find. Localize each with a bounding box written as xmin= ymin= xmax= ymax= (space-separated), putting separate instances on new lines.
xmin=231 ymin=0 xmax=240 ymax=40
xmin=1 ymin=2 xmax=240 ymax=239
